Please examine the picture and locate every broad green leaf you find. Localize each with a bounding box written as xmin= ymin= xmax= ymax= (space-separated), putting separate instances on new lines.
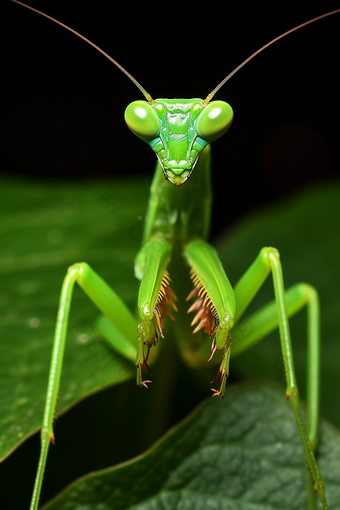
xmin=42 ymin=381 xmax=340 ymax=510
xmin=215 ymin=181 xmax=340 ymax=427
xmin=0 ymin=177 xmax=150 ymax=460
xmin=1 ymin=177 xmax=340 ymax=466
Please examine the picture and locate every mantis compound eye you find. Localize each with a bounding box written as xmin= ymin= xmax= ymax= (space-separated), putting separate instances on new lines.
xmin=125 ymin=101 xmax=161 ymax=141
xmin=196 ymin=101 xmax=233 ymax=141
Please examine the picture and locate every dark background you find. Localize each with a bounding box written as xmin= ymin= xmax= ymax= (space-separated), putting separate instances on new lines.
xmin=2 ymin=2 xmax=340 ymax=508
xmin=4 ymin=1 xmax=340 ymax=238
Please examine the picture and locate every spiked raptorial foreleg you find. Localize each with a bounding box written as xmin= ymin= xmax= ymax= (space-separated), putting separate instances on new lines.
xmin=135 ymin=237 xmax=178 ymax=387
xmin=184 ymin=240 xmax=236 ymax=397
xmin=136 ymin=271 xmax=178 ymax=386
xmin=186 ymin=279 xmax=233 ymax=397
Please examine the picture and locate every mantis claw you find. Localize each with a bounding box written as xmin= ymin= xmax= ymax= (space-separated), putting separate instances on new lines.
xmin=137 ymin=360 xmax=152 ymax=388
xmin=144 ymin=341 xmax=154 ymax=363
xmin=211 ymin=388 xmax=223 ymax=398
xmin=211 ymin=365 xmax=227 ymax=398
xmin=207 ymin=338 xmax=218 ymax=362
xmin=143 ymin=351 xmax=153 ymax=376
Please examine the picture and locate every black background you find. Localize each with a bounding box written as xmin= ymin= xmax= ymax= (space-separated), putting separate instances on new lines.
xmin=4 ymin=1 xmax=340 ymax=237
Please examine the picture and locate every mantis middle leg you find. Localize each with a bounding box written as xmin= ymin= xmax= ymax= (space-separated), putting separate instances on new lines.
xmin=30 ymin=262 xmax=137 ymax=510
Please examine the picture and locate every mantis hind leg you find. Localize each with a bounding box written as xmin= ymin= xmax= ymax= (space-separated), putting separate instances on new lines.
xmin=30 ymin=262 xmax=137 ymax=510
xmin=232 ymin=247 xmax=326 ymax=509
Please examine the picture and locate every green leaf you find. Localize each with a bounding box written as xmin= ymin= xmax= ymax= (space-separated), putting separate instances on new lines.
xmin=215 ymin=180 xmax=340 ymax=428
xmin=0 ymin=177 xmax=150 ymax=460
xmin=42 ymin=381 xmax=340 ymax=510
xmin=1 ymin=177 xmax=340 ymax=466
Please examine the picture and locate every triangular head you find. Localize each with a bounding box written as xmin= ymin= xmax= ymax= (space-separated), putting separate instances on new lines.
xmin=125 ymin=99 xmax=233 ymax=186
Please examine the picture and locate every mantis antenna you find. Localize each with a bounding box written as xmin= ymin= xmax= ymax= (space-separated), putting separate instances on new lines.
xmin=204 ymin=8 xmax=340 ymax=104
xmin=10 ymin=0 xmax=154 ymax=104
xmin=11 ymin=2 xmax=340 ymax=107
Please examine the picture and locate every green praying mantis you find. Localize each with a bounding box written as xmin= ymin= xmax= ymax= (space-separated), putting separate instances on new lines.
xmin=8 ymin=2 xmax=340 ymax=509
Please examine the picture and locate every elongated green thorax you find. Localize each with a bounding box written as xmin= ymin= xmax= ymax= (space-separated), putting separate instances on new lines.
xmin=125 ymin=98 xmax=233 ymax=186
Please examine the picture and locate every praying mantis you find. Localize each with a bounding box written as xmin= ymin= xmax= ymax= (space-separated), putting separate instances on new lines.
xmin=4 ymin=1 xmax=340 ymax=509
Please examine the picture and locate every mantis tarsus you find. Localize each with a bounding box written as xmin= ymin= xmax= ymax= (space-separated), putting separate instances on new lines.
xmin=6 ymin=2 xmax=340 ymax=509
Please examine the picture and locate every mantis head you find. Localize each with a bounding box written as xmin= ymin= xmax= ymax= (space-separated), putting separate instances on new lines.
xmin=14 ymin=1 xmax=338 ymax=187
xmin=13 ymin=6 xmax=233 ymax=188
xmin=125 ymin=99 xmax=233 ymax=186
